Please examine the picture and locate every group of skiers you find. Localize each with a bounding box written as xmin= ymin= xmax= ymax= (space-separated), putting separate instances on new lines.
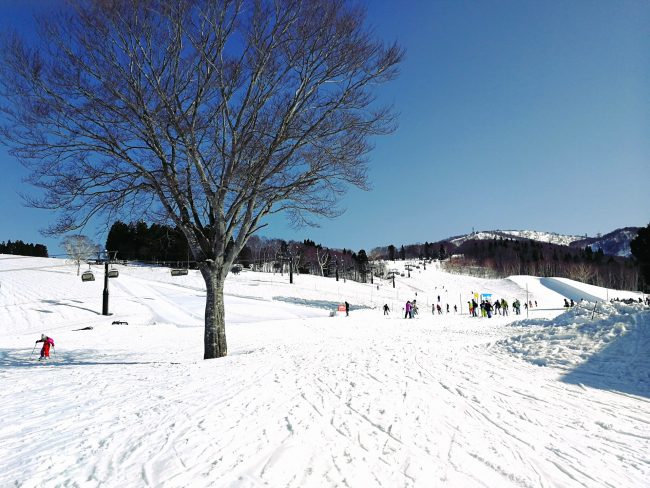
xmin=430 ymin=303 xmax=457 ymax=314
xmin=609 ymin=296 xmax=650 ymax=306
xmin=467 ymin=298 xmax=525 ymax=317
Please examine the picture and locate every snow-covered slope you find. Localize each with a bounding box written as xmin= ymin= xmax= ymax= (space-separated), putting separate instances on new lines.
xmin=1 ymin=255 xmax=648 ymax=487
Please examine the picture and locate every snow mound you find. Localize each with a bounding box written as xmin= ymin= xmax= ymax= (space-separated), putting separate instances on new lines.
xmin=499 ymin=302 xmax=650 ymax=396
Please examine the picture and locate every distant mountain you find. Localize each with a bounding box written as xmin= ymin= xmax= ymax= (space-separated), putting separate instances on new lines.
xmin=569 ymin=227 xmax=640 ymax=258
xmin=446 ymin=227 xmax=639 ymax=257
xmin=448 ymin=230 xmax=584 ymax=247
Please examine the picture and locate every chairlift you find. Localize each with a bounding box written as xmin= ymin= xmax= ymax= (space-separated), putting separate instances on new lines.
xmin=106 ymin=252 xmax=119 ymax=278
xmin=171 ymin=250 xmax=191 ymax=277
xmin=81 ymin=270 xmax=95 ymax=282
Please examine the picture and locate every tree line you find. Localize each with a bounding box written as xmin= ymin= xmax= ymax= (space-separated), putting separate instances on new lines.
xmin=105 ymin=221 xmax=375 ymax=282
xmin=105 ymin=220 xmax=650 ymax=291
xmin=105 ymin=221 xmax=189 ymax=264
xmin=443 ymin=237 xmax=640 ymax=291
xmin=370 ymin=242 xmax=448 ymax=261
xmin=370 ymin=225 xmax=650 ymax=292
xmin=0 ymin=240 xmax=48 ymax=257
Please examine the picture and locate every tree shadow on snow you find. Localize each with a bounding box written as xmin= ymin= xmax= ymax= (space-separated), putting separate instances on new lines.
xmin=0 ymin=348 xmax=163 ymax=368
xmin=561 ymin=328 xmax=650 ymax=399
xmin=273 ymin=296 xmax=370 ymax=311
xmin=40 ymin=299 xmax=101 ymax=315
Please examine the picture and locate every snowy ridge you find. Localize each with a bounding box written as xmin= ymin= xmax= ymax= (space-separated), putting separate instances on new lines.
xmin=1 ymin=255 xmax=649 ymax=487
xmin=498 ymin=229 xmax=585 ymax=246
xmin=447 ymin=227 xmax=641 ymax=258
xmin=449 ymin=229 xmax=584 ymax=246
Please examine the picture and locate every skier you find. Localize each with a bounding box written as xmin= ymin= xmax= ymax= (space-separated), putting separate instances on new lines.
xmin=404 ymin=300 xmax=412 ymax=319
xmin=345 ymin=301 xmax=350 ymax=317
xmin=485 ymin=301 xmax=493 ymax=318
xmin=35 ymin=334 xmax=55 ymax=361
xmin=383 ymin=304 xmax=390 ymax=315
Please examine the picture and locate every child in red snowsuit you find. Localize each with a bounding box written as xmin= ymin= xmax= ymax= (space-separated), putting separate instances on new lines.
xmin=35 ymin=334 xmax=55 ymax=360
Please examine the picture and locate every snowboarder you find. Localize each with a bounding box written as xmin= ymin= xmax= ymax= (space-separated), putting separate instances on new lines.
xmin=404 ymin=300 xmax=412 ymax=319
xmin=35 ymin=334 xmax=55 ymax=360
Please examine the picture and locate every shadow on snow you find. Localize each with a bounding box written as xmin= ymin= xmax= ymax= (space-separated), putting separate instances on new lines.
xmin=561 ymin=324 xmax=650 ymax=399
xmin=273 ymin=296 xmax=371 ymax=311
xmin=0 ymin=348 xmax=163 ymax=368
xmin=39 ymin=299 xmax=102 ymax=315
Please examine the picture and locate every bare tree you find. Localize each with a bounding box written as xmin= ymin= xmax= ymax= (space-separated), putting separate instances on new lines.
xmin=62 ymin=235 xmax=99 ymax=275
xmin=315 ymin=247 xmax=329 ymax=277
xmin=0 ymin=0 xmax=402 ymax=358
xmin=568 ymin=263 xmax=597 ymax=284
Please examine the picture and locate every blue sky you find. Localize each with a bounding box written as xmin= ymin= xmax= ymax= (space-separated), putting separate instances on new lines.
xmin=0 ymin=0 xmax=648 ymax=257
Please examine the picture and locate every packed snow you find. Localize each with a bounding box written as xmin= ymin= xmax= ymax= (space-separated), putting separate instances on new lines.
xmin=1 ymin=254 xmax=649 ymax=487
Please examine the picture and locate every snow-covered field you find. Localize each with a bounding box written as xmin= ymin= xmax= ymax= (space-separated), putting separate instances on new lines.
xmin=1 ymin=254 xmax=648 ymax=487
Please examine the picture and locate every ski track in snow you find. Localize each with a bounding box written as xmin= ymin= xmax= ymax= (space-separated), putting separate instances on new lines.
xmin=0 ymin=257 xmax=649 ymax=487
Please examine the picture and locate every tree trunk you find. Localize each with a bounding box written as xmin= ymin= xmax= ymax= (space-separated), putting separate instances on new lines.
xmin=202 ymin=267 xmax=228 ymax=359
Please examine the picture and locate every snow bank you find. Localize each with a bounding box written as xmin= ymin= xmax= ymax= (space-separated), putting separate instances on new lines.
xmin=499 ymin=302 xmax=650 ymax=396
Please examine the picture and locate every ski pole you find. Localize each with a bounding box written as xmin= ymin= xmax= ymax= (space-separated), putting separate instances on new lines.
xmin=31 ymin=343 xmax=37 ymax=358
